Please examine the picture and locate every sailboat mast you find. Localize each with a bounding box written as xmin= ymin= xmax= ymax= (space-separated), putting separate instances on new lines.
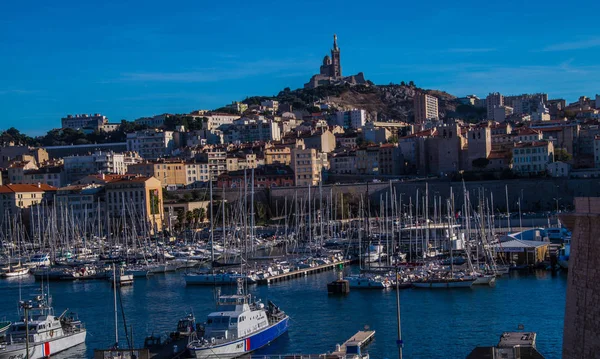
xmin=113 ymin=263 xmax=118 ymax=347
xmin=209 ymin=178 xmax=214 ymax=265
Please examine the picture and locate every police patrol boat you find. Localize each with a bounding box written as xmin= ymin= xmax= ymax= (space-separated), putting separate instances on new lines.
xmin=0 ymin=289 xmax=86 ymax=359
xmin=187 ymin=279 xmax=289 ymax=358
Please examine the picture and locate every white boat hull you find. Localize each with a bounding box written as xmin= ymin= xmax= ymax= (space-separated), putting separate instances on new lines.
xmin=0 ymin=331 xmax=86 ymax=359
xmin=413 ymin=280 xmax=474 ymax=288
xmin=189 ymin=317 xmax=288 ymax=359
xmin=473 ymin=275 xmax=496 ymax=286
xmin=1 ymin=269 xmax=30 ymax=278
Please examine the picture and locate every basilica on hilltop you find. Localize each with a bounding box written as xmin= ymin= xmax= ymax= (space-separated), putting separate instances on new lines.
xmin=304 ymin=35 xmax=367 ymax=89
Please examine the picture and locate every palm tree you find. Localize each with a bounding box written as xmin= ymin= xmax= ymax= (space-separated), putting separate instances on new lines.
xmin=185 ymin=211 xmax=194 ymax=228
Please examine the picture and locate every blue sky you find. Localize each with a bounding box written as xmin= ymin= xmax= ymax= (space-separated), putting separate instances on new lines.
xmin=1 ymin=0 xmax=600 ymax=135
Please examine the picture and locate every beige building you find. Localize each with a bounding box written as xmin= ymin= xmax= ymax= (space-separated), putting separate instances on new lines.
xmin=127 ymin=160 xmax=187 ymax=188
xmin=226 ymin=153 xmax=258 ymax=172
xmin=414 ymin=93 xmax=439 ymax=124
xmin=0 ymin=183 xmax=57 ymax=219
xmin=291 ymin=144 xmax=324 ymax=186
xmin=299 ymin=130 xmax=336 ymax=153
xmin=264 ymin=144 xmax=292 ymax=166
xmin=105 ymin=176 xmax=164 ymax=234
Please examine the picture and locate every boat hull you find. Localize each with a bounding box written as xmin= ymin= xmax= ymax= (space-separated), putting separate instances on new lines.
xmin=0 ymin=330 xmax=86 ymax=359
xmin=189 ymin=317 xmax=289 ymax=359
xmin=473 ymin=275 xmax=496 ymax=286
xmin=413 ymin=280 xmax=474 ymax=288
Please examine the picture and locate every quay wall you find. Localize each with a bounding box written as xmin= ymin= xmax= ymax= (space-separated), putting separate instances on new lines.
xmin=216 ymin=178 xmax=600 ymax=213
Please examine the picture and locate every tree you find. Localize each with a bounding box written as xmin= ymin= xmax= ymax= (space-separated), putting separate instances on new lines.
xmin=387 ymin=135 xmax=399 ymax=144
xmin=554 ymin=148 xmax=572 ymax=162
xmin=472 ymin=157 xmax=490 ymax=169
xmin=185 ymin=211 xmax=194 ymax=228
xmin=408 ymin=80 xmax=415 ymax=87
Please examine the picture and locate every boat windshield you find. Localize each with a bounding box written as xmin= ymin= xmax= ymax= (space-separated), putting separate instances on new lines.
xmin=207 ymin=316 xmax=230 ymax=329
xmin=12 ymin=325 xmax=37 ymax=332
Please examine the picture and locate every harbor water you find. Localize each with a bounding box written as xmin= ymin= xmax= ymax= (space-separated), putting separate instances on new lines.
xmin=0 ymin=269 xmax=566 ymax=359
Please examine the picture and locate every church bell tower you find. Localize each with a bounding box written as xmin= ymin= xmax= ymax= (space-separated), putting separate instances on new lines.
xmin=330 ymin=34 xmax=342 ymax=78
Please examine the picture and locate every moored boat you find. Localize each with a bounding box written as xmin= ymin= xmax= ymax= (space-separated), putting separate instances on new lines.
xmin=187 ymin=280 xmax=289 ymax=358
xmin=0 ymin=290 xmax=86 ymax=359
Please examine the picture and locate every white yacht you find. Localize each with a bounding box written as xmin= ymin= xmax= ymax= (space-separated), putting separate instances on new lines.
xmin=0 ymin=291 xmax=86 ymax=359
xmin=187 ymin=280 xmax=289 ymax=358
xmin=344 ymin=274 xmax=392 ymax=289
xmin=27 ymin=254 xmax=51 ymax=268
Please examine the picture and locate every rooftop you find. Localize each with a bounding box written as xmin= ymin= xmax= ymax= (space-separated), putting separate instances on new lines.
xmin=0 ymin=183 xmax=57 ymax=193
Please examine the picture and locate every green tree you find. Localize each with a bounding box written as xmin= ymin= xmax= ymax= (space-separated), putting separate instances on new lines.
xmin=185 ymin=211 xmax=194 ymax=228
xmin=472 ymin=157 xmax=490 ymax=169
xmin=554 ymin=148 xmax=572 ymax=162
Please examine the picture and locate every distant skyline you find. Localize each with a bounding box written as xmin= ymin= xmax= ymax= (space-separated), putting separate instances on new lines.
xmin=1 ymin=0 xmax=600 ymax=135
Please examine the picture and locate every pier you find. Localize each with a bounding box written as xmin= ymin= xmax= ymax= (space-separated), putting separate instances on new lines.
xmin=331 ymin=330 xmax=376 ymax=357
xmin=258 ymin=260 xmax=351 ymax=285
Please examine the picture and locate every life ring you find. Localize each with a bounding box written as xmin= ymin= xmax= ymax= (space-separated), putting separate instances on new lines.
xmin=49 ymin=329 xmax=54 ymax=338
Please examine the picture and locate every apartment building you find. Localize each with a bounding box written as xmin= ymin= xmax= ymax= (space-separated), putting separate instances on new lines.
xmin=0 ymin=183 xmax=57 ymax=219
xmin=334 ymin=109 xmax=367 ymax=129
xmin=512 ymin=141 xmax=555 ymax=175
xmin=414 ymin=93 xmax=439 ymax=124
xmin=264 ymin=144 xmax=292 ymax=166
xmin=63 ymin=151 xmax=139 ymax=184
xmin=486 ymin=93 xmax=504 ymax=120
xmin=291 ymin=144 xmax=324 ymax=186
xmin=104 ymin=176 xmax=163 ymax=234
xmin=127 ymin=160 xmax=187 ymax=188
xmin=126 ymin=129 xmax=175 ymax=159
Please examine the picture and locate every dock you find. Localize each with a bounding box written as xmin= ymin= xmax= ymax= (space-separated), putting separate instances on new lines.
xmin=258 ymin=260 xmax=351 ymax=285
xmin=244 ymin=330 xmax=375 ymax=359
xmin=331 ymin=330 xmax=376 ymax=357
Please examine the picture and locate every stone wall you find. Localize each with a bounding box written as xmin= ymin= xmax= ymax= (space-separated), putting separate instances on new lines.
xmin=560 ymin=197 xmax=600 ymax=359
xmin=216 ymin=178 xmax=600 ymax=214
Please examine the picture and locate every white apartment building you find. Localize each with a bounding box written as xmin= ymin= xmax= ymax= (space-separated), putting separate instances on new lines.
xmin=223 ymin=119 xmax=281 ymax=143
xmin=487 ymin=92 xmax=504 ymax=120
xmin=64 ymin=151 xmax=138 ymax=184
xmin=334 ymin=109 xmax=367 ymax=129
xmin=414 ymin=93 xmax=439 ymax=123
xmin=61 ymin=113 xmax=107 ymax=130
xmin=134 ymin=114 xmax=169 ymax=128
xmin=126 ymin=130 xmax=174 ymax=159
xmin=512 ymin=140 xmax=554 ymax=175
xmin=203 ymin=113 xmax=240 ymax=131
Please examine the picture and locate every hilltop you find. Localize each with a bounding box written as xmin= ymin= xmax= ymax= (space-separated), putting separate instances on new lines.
xmin=242 ymin=83 xmax=474 ymax=123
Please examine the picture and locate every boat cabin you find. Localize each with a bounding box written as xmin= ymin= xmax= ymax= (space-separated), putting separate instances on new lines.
xmin=203 ymin=295 xmax=269 ymax=342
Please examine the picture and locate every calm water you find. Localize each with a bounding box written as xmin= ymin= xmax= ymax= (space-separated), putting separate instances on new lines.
xmin=0 ymin=269 xmax=567 ymax=359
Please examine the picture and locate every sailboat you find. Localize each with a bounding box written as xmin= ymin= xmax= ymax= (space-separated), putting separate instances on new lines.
xmin=187 ymin=279 xmax=289 ymax=358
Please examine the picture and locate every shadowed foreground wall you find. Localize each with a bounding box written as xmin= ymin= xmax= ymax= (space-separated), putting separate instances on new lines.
xmin=561 ymin=197 xmax=600 ymax=359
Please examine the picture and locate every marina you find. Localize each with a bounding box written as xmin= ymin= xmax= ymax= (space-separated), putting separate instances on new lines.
xmin=0 ymin=267 xmax=566 ymax=358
